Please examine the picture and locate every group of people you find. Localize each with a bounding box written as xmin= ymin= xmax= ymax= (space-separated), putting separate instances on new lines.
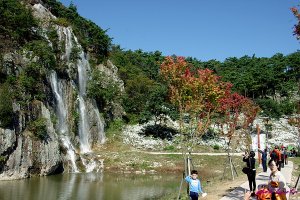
xmin=258 ymin=145 xmax=286 ymax=173
xmin=243 ymin=145 xmax=290 ymax=200
xmin=184 ymin=145 xmax=294 ymax=200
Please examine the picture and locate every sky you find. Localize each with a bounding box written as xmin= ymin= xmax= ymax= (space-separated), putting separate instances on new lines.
xmin=59 ymin=0 xmax=300 ymax=61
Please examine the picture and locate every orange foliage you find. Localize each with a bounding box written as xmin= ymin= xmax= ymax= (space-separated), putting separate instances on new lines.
xmin=160 ymin=56 xmax=260 ymax=140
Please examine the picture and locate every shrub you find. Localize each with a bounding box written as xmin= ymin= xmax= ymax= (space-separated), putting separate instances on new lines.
xmin=0 ymin=83 xmax=14 ymax=128
xmin=106 ymin=119 xmax=124 ymax=137
xmin=256 ymin=99 xmax=282 ymax=119
xmin=202 ymin=128 xmax=218 ymax=141
xmin=28 ymin=118 xmax=48 ymax=140
xmin=0 ymin=155 xmax=6 ymax=162
xmin=141 ymin=124 xmax=178 ymax=140
xmin=213 ymin=144 xmax=220 ymax=150
xmin=280 ymin=100 xmax=297 ymax=115
xmin=164 ymin=145 xmax=175 ymax=151
xmin=256 ymin=98 xmax=298 ymax=118
xmin=18 ymin=68 xmax=46 ymax=102
xmin=0 ymin=155 xmax=7 ymax=171
xmin=87 ymin=71 xmax=123 ymax=109
xmin=0 ymin=0 xmax=38 ymax=44
xmin=51 ymin=18 xmax=70 ymax=27
xmin=70 ymin=45 xmax=81 ymax=62
xmin=47 ymin=27 xmax=61 ymax=56
xmin=23 ymin=40 xmax=56 ymax=70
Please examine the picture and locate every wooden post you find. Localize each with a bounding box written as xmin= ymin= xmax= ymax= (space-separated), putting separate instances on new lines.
xmin=295 ymin=174 xmax=300 ymax=191
xmin=184 ymin=156 xmax=189 ymax=195
xmin=257 ymin=124 xmax=261 ymax=164
xmin=229 ymin=156 xmax=234 ymax=180
xmin=187 ymin=156 xmax=191 ymax=176
xmin=186 ymin=155 xmax=190 ymax=196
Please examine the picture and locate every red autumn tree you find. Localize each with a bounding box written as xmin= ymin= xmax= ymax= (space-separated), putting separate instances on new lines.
xmin=161 ymin=56 xmax=260 ymax=181
xmin=291 ymin=7 xmax=300 ymax=39
xmin=161 ymin=56 xmax=231 ymax=152
xmin=218 ymin=92 xmax=260 ymax=148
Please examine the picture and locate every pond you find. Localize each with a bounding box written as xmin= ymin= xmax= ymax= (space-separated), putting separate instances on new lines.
xmin=0 ymin=172 xmax=183 ymax=200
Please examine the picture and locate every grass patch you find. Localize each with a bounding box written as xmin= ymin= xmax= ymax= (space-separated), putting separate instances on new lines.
xmin=93 ymin=137 xmax=249 ymax=199
xmin=290 ymin=157 xmax=300 ymax=186
xmin=164 ymin=145 xmax=176 ymax=151
xmin=105 ymin=119 xmax=125 ymax=138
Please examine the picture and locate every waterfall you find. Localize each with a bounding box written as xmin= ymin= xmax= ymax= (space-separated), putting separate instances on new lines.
xmin=61 ymin=137 xmax=79 ymax=172
xmin=77 ymin=51 xmax=88 ymax=96
xmin=77 ymin=51 xmax=92 ymax=153
xmin=50 ymin=72 xmax=67 ymax=134
xmin=50 ymin=71 xmax=79 ymax=172
xmin=94 ymin=105 xmax=105 ymax=144
xmin=57 ymin=26 xmax=73 ymax=60
xmin=78 ymin=96 xmax=91 ymax=153
xmin=56 ymin=26 xmax=106 ymax=171
xmin=57 ymin=26 xmax=92 ymax=154
xmin=81 ymin=157 xmax=97 ymax=173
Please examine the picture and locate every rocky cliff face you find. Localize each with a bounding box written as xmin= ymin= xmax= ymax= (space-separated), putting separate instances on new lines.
xmin=0 ymin=102 xmax=64 ymax=180
xmin=0 ymin=2 xmax=123 ymax=180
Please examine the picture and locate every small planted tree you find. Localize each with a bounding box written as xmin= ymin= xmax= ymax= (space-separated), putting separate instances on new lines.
xmin=160 ymin=56 xmax=230 ymax=166
xmin=161 ymin=56 xmax=260 ymax=181
xmin=218 ymin=92 xmax=260 ymax=148
xmin=217 ymin=92 xmax=260 ymax=179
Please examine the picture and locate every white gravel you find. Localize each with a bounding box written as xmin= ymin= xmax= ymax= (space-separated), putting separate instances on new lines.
xmin=121 ymin=116 xmax=299 ymax=151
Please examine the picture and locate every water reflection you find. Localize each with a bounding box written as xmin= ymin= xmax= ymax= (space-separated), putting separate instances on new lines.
xmin=0 ymin=172 xmax=180 ymax=200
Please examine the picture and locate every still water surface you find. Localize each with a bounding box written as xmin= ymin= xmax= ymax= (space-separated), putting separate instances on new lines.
xmin=0 ymin=172 xmax=181 ymax=200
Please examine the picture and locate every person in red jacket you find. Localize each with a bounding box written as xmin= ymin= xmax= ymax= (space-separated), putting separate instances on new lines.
xmin=270 ymin=146 xmax=282 ymax=171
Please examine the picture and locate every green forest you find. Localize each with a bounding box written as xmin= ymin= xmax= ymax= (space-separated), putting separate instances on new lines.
xmin=110 ymin=47 xmax=299 ymax=121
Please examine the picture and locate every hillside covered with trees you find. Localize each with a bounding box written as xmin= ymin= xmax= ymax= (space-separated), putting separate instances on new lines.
xmin=110 ymin=47 xmax=299 ymax=121
xmin=1 ymin=0 xmax=299 ymax=131
xmin=0 ymin=0 xmax=299 ymax=181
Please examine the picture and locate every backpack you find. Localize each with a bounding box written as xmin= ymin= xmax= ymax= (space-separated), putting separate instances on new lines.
xmin=270 ymin=150 xmax=278 ymax=160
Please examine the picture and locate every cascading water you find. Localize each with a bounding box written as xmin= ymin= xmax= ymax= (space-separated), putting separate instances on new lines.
xmin=57 ymin=26 xmax=92 ymax=154
xmin=56 ymin=26 xmax=105 ymax=172
xmin=93 ymin=104 xmax=105 ymax=144
xmin=49 ymin=72 xmax=67 ymax=134
xmin=78 ymin=96 xmax=91 ymax=153
xmin=77 ymin=51 xmax=91 ymax=153
xmin=81 ymin=158 xmax=97 ymax=173
xmin=61 ymin=137 xmax=79 ymax=172
xmin=57 ymin=26 xmax=73 ymax=60
xmin=50 ymin=71 xmax=79 ymax=172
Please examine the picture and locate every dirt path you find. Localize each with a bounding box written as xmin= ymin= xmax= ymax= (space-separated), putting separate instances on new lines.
xmin=142 ymin=151 xmax=244 ymax=156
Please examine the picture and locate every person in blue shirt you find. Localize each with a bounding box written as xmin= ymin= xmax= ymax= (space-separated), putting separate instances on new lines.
xmin=258 ymin=148 xmax=268 ymax=172
xmin=185 ymin=170 xmax=206 ymax=200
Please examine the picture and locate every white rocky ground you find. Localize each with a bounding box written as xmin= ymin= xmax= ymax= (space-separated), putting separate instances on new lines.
xmin=122 ymin=121 xmax=170 ymax=150
xmin=121 ymin=116 xmax=299 ymax=152
xmin=253 ymin=117 xmax=298 ymax=147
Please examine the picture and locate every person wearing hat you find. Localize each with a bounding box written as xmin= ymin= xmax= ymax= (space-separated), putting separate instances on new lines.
xmin=243 ymin=150 xmax=256 ymax=196
xmin=267 ymin=159 xmax=287 ymax=200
